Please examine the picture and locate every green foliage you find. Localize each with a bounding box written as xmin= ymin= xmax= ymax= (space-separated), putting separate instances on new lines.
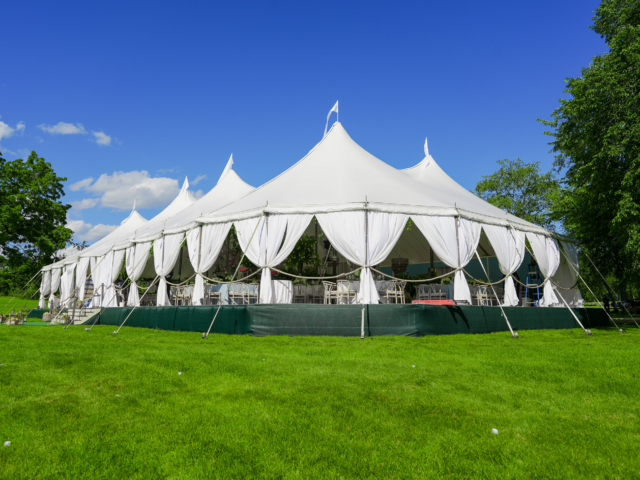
xmin=281 ymin=234 xmax=320 ymax=276
xmin=0 ymin=151 xmax=73 ymax=294
xmin=539 ymin=0 xmax=640 ymax=287
xmin=1 ymin=327 xmax=639 ymax=477
xmin=474 ymin=158 xmax=560 ymax=230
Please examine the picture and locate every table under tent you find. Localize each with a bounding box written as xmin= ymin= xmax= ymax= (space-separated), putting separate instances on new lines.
xmin=37 ymin=123 xmax=610 ymax=336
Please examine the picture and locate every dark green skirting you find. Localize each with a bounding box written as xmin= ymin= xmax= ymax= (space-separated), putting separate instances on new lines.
xmin=27 ymin=309 xmax=49 ymax=319
xmin=92 ymin=304 xmax=611 ymax=336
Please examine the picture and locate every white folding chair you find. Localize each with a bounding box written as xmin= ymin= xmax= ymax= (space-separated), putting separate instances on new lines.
xmin=323 ymin=281 xmax=337 ymax=304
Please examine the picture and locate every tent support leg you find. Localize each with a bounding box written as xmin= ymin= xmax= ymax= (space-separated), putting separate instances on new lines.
xmin=552 ymin=284 xmax=592 ymax=335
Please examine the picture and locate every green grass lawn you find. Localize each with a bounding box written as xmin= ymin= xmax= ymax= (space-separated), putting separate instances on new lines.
xmin=1 ymin=325 xmax=639 ymax=479
xmin=0 ymin=296 xmax=39 ymax=313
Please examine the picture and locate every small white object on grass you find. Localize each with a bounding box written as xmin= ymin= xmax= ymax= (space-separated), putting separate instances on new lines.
xmin=178 ymin=372 xmax=182 ymax=375
xmin=412 ymin=365 xmax=415 ymax=368
xmin=116 ymin=395 xmax=120 ymax=397
xmin=4 ymin=441 xmax=10 ymax=447
xmin=263 ymin=359 xmax=265 ymax=361
xmin=491 ymin=428 xmax=499 ymax=435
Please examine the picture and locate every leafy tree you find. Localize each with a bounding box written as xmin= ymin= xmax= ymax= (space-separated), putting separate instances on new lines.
xmin=0 ymin=151 xmax=73 ymax=294
xmin=474 ymin=158 xmax=560 ymax=230
xmin=282 ymin=234 xmax=321 ymax=279
xmin=539 ymin=0 xmax=640 ymax=288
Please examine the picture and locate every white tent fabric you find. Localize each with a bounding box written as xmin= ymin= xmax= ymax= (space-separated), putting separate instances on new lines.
xmin=316 ymin=212 xmax=407 ymax=304
xmin=103 ymin=250 xmax=125 ymax=308
xmin=527 ymin=233 xmax=561 ymax=307
xmin=39 ymin=270 xmax=51 ymax=309
xmin=235 ymin=215 xmax=313 ymax=304
xmin=482 ymin=225 xmax=525 ymax=306
xmin=44 ymin=208 xmax=148 ymax=269
xmin=60 ymin=264 xmax=75 ymax=307
xmin=412 ymin=216 xmax=481 ymax=304
xmin=123 ymin=178 xmax=197 ymax=244
xmin=89 ymin=257 xmax=104 ymax=307
xmin=153 ymin=233 xmax=185 ymax=306
xmin=48 ymin=268 xmax=61 ymax=307
xmin=401 ymin=151 xmax=548 ymax=236
xmin=186 ymin=223 xmax=232 ymax=305
xmin=125 ymin=242 xmax=152 ymax=307
xmin=163 ymin=157 xmax=255 ymax=236
xmin=553 ymin=241 xmax=584 ymax=307
xmin=76 ymin=257 xmax=90 ymax=303
xmin=263 ymin=214 xmax=313 ymax=304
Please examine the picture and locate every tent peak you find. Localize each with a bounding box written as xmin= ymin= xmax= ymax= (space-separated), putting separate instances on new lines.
xmin=217 ymin=154 xmax=234 ymax=185
xmin=181 ymin=177 xmax=189 ymax=192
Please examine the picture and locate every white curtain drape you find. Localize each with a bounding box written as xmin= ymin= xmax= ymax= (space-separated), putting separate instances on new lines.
xmin=412 ymin=216 xmax=481 ymax=304
xmin=91 ymin=252 xmax=113 ymax=308
xmin=125 ymin=242 xmax=152 ymax=307
xmin=39 ymin=270 xmax=51 ymax=309
xmin=153 ymin=233 xmax=185 ymax=306
xmin=236 ymin=214 xmax=313 ymax=304
xmin=482 ymin=225 xmax=525 ymax=306
xmin=48 ymin=268 xmax=61 ymax=307
xmin=552 ymin=241 xmax=583 ymax=307
xmin=60 ymin=264 xmax=75 ymax=307
xmin=186 ymin=223 xmax=232 ymax=305
xmin=316 ymin=211 xmax=407 ymax=304
xmin=76 ymin=257 xmax=90 ymax=303
xmin=526 ymin=233 xmax=561 ymax=307
xmin=103 ymin=250 xmax=125 ymax=308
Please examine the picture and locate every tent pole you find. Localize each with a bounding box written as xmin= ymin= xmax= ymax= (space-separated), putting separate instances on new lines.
xmin=475 ymin=251 xmax=517 ymax=338
xmin=454 ymin=211 xmax=461 ymax=303
xmin=362 ymin=200 xmax=368 ymax=339
xmin=197 ymin=225 xmax=203 ymax=304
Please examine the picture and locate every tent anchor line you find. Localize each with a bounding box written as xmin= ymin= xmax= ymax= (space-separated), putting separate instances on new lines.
xmin=203 ymin=214 xmax=265 ymax=339
xmin=474 ymin=251 xmax=517 ymax=338
xmin=112 ymin=276 xmax=161 ymax=336
xmin=524 ymin=243 xmax=592 ymax=336
xmin=557 ymin=246 xmax=627 ymax=333
xmin=2 ymin=269 xmax=43 ymax=316
xmin=582 ymin=249 xmax=640 ymax=331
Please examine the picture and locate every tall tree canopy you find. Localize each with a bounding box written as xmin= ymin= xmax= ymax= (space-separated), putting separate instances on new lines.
xmin=0 ymin=151 xmax=73 ymax=293
xmin=474 ymin=158 xmax=560 ymax=230
xmin=540 ymin=0 xmax=640 ymax=286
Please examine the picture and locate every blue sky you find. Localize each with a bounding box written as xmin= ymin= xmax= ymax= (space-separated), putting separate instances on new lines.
xmin=1 ymin=0 xmax=605 ymax=244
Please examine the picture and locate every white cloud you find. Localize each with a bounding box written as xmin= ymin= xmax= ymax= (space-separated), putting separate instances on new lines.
xmin=92 ymin=131 xmax=111 ymax=146
xmin=16 ymin=122 xmax=25 ymax=134
xmin=69 ymin=177 xmax=94 ymax=191
xmin=67 ymin=218 xmax=118 ymax=243
xmin=192 ymin=189 xmax=204 ymax=199
xmin=0 ymin=120 xmax=19 ymax=141
xmin=0 ymin=144 xmax=17 ymax=156
xmin=74 ymin=170 xmax=180 ymax=210
xmin=69 ymin=198 xmax=99 ymax=211
xmin=192 ymin=174 xmax=207 ymax=185
xmin=38 ymin=122 xmax=87 ymax=135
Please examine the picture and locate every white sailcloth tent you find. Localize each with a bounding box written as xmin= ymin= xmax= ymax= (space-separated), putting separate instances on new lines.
xmin=190 ymin=122 xmax=575 ymax=305
xmin=40 ymin=207 xmax=148 ymax=309
xmin=113 ymin=160 xmax=255 ymax=307
xmin=401 ymin=140 xmax=581 ymax=307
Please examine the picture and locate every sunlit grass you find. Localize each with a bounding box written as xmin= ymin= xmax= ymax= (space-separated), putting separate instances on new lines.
xmin=1 ymin=325 xmax=639 ymax=478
